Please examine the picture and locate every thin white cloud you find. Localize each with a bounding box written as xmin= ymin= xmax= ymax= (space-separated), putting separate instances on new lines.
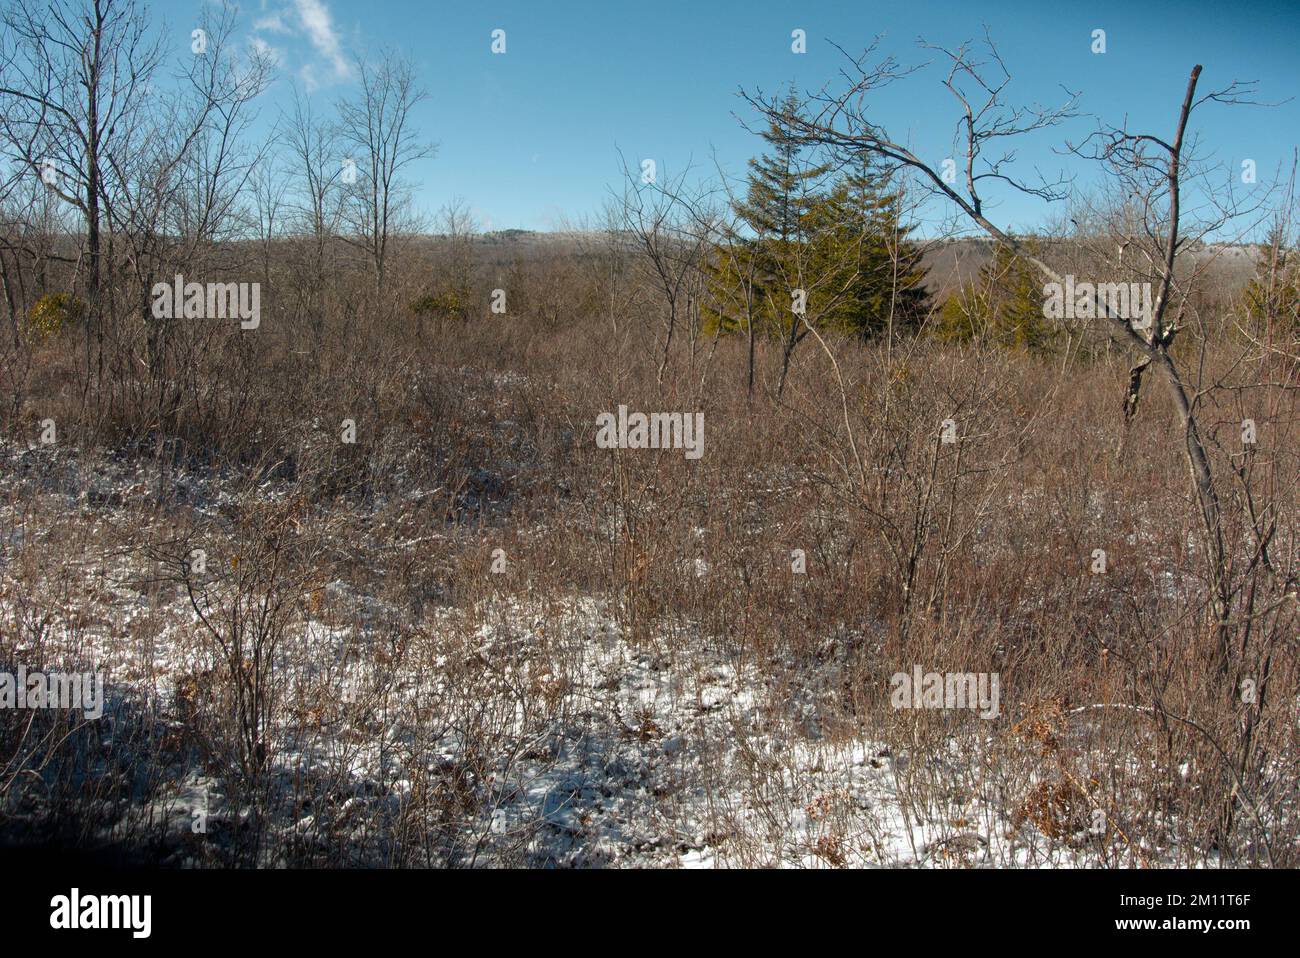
xmin=253 ymin=0 xmax=290 ymax=33
xmin=292 ymin=0 xmax=352 ymax=80
xmin=298 ymin=62 xmax=322 ymax=92
xmin=250 ymin=0 xmax=352 ymax=88
xmin=253 ymin=12 xmax=290 ymax=33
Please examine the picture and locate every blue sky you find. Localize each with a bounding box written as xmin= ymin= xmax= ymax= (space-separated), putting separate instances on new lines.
xmin=184 ymin=0 xmax=1298 ymax=234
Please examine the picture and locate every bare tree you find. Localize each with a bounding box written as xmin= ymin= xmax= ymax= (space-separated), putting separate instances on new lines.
xmin=250 ymin=145 xmax=290 ymax=289
xmin=336 ymin=50 xmax=436 ymax=295
xmin=433 ymin=194 xmax=479 ymax=294
xmin=275 ymin=86 xmax=352 ymax=346
xmin=745 ymin=40 xmax=1240 ymax=646
xmin=745 ymin=36 xmax=1292 ymax=856
xmin=616 ymin=157 xmax=716 ymax=386
xmin=98 ymin=1 xmax=272 ymax=390
xmin=0 ymin=0 xmax=165 ymax=386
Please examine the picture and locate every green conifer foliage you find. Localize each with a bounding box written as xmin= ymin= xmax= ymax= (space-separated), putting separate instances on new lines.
xmin=934 ymin=242 xmax=1056 ymax=352
xmin=705 ymin=99 xmax=930 ymax=344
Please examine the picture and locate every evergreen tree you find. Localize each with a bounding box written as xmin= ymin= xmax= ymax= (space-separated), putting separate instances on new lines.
xmin=809 ymin=157 xmax=930 ymax=338
xmin=1242 ymin=222 xmax=1299 ymax=344
xmin=705 ymin=92 xmax=829 ymax=338
xmin=706 ymin=103 xmax=931 ymax=345
xmin=934 ymin=242 xmax=1055 ymax=352
xmin=733 ymin=92 xmax=830 ymax=246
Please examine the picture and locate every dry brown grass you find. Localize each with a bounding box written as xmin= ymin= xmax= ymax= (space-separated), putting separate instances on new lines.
xmin=0 ymin=235 xmax=1296 ymax=867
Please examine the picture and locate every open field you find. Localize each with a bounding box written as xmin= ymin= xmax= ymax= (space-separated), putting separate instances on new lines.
xmin=2 ymin=262 xmax=1297 ymax=866
xmin=1 ymin=0 xmax=1297 ymax=876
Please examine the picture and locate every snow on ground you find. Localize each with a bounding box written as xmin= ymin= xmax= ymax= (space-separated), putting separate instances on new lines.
xmin=0 ymin=438 xmax=1120 ymax=867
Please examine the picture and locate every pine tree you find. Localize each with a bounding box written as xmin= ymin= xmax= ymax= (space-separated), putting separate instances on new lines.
xmin=809 ymin=157 xmax=930 ymax=339
xmin=707 ymin=106 xmax=931 ymax=345
xmin=705 ymin=92 xmax=829 ymax=338
xmin=935 ymin=242 xmax=1055 ymax=352
xmin=1242 ymin=221 xmax=1299 ymax=348
xmin=733 ymin=92 xmax=829 ymax=246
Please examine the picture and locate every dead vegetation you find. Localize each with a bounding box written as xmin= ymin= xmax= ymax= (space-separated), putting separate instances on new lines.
xmin=0 ymin=4 xmax=1296 ymax=868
